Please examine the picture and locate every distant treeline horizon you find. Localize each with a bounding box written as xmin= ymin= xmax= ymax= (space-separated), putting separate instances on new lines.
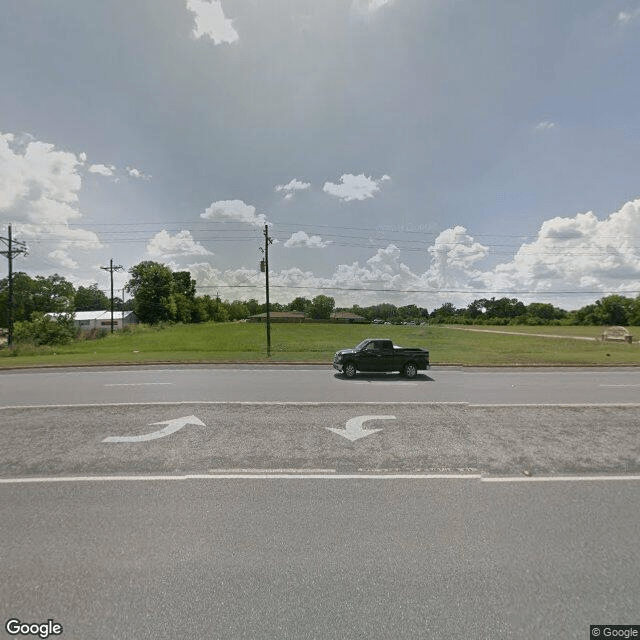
xmin=3 ymin=264 xmax=640 ymax=329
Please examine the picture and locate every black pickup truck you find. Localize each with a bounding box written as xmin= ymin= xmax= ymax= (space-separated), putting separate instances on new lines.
xmin=333 ymin=338 xmax=430 ymax=379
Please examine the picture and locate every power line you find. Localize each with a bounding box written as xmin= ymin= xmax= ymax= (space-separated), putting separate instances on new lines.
xmin=194 ymin=283 xmax=640 ymax=296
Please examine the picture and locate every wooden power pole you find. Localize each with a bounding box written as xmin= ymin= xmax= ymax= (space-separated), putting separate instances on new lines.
xmin=1 ymin=225 xmax=28 ymax=346
xmin=100 ymin=259 xmax=124 ymax=333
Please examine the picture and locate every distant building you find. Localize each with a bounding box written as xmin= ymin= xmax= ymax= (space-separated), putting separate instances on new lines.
xmin=46 ymin=310 xmax=138 ymax=331
xmin=247 ymin=311 xmax=306 ymax=323
xmin=330 ymin=312 xmax=368 ymax=324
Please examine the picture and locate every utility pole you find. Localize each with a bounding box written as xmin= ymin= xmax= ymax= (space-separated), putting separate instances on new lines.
xmin=100 ymin=259 xmax=124 ymax=333
xmin=260 ymin=224 xmax=273 ymax=357
xmin=1 ymin=225 xmax=28 ymax=347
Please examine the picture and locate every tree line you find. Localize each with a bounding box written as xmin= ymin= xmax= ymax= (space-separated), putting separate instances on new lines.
xmin=2 ymin=262 xmax=640 ymax=343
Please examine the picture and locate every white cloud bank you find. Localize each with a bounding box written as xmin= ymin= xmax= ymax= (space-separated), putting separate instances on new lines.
xmin=200 ymin=199 xmax=268 ymax=228
xmin=146 ymin=230 xmax=212 ymax=260
xmin=323 ymin=173 xmax=390 ymax=202
xmin=0 ymin=132 xmax=101 ymax=266
xmin=187 ymin=198 xmax=640 ymax=309
xmin=186 ymin=0 xmax=239 ymax=44
xmin=284 ymin=231 xmax=331 ymax=249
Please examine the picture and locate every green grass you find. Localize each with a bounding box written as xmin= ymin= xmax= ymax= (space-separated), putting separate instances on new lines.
xmin=1 ymin=321 xmax=639 ymax=368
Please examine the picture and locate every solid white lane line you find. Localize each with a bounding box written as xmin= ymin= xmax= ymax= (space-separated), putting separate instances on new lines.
xmin=0 ymin=401 xmax=469 ymax=410
xmin=482 ymin=475 xmax=640 ymax=483
xmin=2 ymin=473 xmax=640 ymax=485
xmin=0 ymin=473 xmax=483 ymax=484
xmin=599 ymin=384 xmax=640 ymax=387
xmin=472 ymin=403 xmax=640 ymax=408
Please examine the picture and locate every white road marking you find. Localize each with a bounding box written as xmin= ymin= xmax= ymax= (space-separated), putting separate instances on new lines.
xmin=481 ymin=475 xmax=640 ymax=483
xmin=2 ymin=473 xmax=640 ymax=484
xmin=599 ymin=384 xmax=640 ymax=387
xmin=3 ymin=400 xmax=640 ymax=411
xmin=102 ymin=415 xmax=205 ymax=442
xmin=104 ymin=383 xmax=173 ymax=386
xmin=0 ymin=473 xmax=482 ymax=483
xmin=0 ymin=401 xmax=469 ymax=410
xmin=327 ymin=415 xmax=396 ymax=441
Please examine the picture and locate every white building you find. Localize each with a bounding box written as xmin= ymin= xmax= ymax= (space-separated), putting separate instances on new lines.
xmin=46 ymin=310 xmax=138 ymax=331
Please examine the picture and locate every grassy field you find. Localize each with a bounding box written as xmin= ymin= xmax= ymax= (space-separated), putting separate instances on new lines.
xmin=1 ymin=321 xmax=639 ymax=368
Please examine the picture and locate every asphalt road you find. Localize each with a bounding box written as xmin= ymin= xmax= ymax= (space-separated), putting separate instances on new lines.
xmin=1 ymin=366 xmax=639 ymax=639
xmin=1 ymin=364 xmax=640 ymax=405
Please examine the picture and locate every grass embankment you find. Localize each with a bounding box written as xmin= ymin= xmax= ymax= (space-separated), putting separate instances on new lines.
xmin=1 ymin=322 xmax=639 ymax=368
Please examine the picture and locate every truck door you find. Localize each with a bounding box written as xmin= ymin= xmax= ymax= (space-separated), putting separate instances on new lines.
xmin=359 ymin=340 xmax=394 ymax=371
xmin=377 ymin=340 xmax=395 ymax=370
xmin=357 ymin=341 xmax=379 ymax=371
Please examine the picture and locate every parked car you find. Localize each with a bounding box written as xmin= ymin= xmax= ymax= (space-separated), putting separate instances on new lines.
xmin=333 ymin=338 xmax=430 ymax=379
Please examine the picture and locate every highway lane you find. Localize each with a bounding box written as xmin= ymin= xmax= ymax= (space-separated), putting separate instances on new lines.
xmin=1 ymin=478 xmax=638 ymax=640
xmin=2 ymin=364 xmax=640 ymax=406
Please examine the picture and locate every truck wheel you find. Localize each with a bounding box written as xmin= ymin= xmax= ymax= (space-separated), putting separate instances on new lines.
xmin=403 ymin=362 xmax=418 ymax=379
xmin=343 ymin=362 xmax=357 ymax=378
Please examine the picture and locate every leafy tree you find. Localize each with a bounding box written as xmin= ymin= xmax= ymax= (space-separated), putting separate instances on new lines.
xmin=191 ymin=297 xmax=210 ymax=323
xmin=228 ymin=300 xmax=249 ymax=321
xmin=1 ymin=273 xmax=76 ymax=326
xmin=398 ymin=304 xmax=421 ymax=321
xmin=430 ymin=302 xmax=459 ymax=322
xmin=629 ymin=296 xmax=640 ymax=326
xmin=593 ymin=295 xmax=632 ymax=326
xmin=483 ymin=297 xmax=526 ymax=319
xmin=125 ymin=261 xmax=175 ymax=324
xmin=0 ymin=272 xmax=35 ymax=326
xmin=31 ymin=275 xmax=75 ymax=314
xmin=287 ymin=297 xmax=311 ymax=313
xmin=75 ymin=284 xmax=110 ymax=311
xmin=309 ymin=295 xmax=335 ymax=320
xmin=526 ymin=302 xmax=566 ymax=322
xmin=246 ymin=298 xmax=260 ymax=316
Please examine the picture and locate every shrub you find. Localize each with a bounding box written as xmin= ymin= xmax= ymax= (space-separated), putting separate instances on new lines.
xmin=13 ymin=312 xmax=78 ymax=346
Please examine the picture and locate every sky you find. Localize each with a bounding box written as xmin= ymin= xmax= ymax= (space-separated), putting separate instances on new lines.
xmin=1 ymin=0 xmax=640 ymax=311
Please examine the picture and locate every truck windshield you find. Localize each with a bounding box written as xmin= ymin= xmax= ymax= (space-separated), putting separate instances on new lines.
xmin=355 ymin=340 xmax=371 ymax=351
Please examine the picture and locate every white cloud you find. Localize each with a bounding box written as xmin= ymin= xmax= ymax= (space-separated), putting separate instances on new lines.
xmin=284 ymin=231 xmax=331 ymax=248
xmin=323 ymin=173 xmax=389 ymax=202
xmin=535 ymin=121 xmax=557 ymax=131
xmin=0 ymin=132 xmax=101 ymax=261
xmin=48 ymin=249 xmax=78 ymax=270
xmin=88 ymin=163 xmax=116 ymax=176
xmin=201 ymin=199 xmax=268 ymax=228
xmin=617 ymin=7 xmax=640 ymax=24
xmin=486 ymin=199 xmax=640 ymax=301
xmin=352 ymin=0 xmax=394 ymax=14
xmin=126 ymin=166 xmax=152 ymax=181
xmin=425 ymin=226 xmax=489 ymax=290
xmin=185 ymin=0 xmax=239 ymax=45
xmin=146 ymin=230 xmax=212 ymax=260
xmin=275 ymin=178 xmax=311 ymax=200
